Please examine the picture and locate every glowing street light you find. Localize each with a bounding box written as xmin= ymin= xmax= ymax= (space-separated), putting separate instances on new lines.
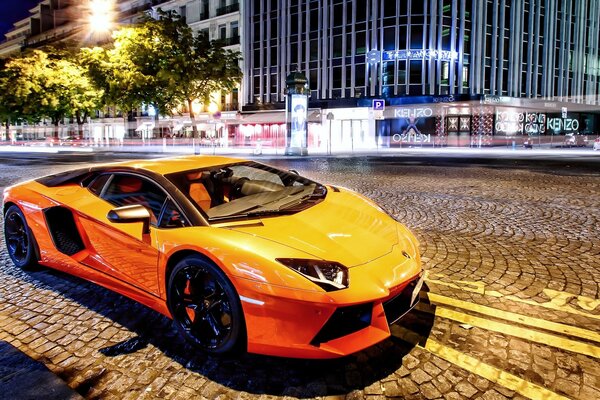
xmin=89 ymin=0 xmax=115 ymax=33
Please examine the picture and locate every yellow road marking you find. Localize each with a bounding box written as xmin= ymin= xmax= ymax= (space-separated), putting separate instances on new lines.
xmin=424 ymin=339 xmax=569 ymax=400
xmin=426 ymin=292 xmax=600 ymax=344
xmin=434 ymin=306 xmax=600 ymax=359
xmin=392 ymin=326 xmax=568 ymax=400
xmin=425 ymin=273 xmax=600 ymax=321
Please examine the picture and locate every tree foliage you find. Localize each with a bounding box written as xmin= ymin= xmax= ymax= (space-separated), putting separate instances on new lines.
xmin=0 ymin=11 xmax=242 ymax=137
xmin=0 ymin=49 xmax=103 ymax=136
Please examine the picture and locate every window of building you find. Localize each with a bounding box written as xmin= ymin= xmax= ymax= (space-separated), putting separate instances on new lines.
xmin=333 ymin=4 xmax=343 ymax=26
xmin=355 ymin=64 xmax=365 ymax=86
xmin=219 ymin=24 xmax=226 ymax=40
xmin=355 ymin=31 xmax=366 ymax=55
xmin=333 ymin=35 xmax=343 ymax=58
xmin=332 ymin=66 xmax=342 ymax=88
xmin=383 ymin=27 xmax=395 ymax=51
xmin=409 ymin=60 xmax=421 ymax=85
xmin=231 ymin=21 xmax=239 ymax=38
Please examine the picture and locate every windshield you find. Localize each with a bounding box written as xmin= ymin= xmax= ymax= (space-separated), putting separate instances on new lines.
xmin=166 ymin=162 xmax=326 ymax=222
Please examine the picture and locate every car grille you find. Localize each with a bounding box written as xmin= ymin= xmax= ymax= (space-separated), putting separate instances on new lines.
xmin=310 ymin=303 xmax=373 ymax=346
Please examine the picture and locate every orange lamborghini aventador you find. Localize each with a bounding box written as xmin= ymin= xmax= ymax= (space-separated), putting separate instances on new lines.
xmin=3 ymin=156 xmax=424 ymax=358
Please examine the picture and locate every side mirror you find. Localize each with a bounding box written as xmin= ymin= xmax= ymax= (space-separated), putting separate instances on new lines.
xmin=288 ymin=169 xmax=299 ymax=175
xmin=107 ymin=204 xmax=151 ymax=234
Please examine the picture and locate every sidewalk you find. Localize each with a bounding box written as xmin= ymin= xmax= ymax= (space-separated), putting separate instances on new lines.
xmin=0 ymin=340 xmax=82 ymax=400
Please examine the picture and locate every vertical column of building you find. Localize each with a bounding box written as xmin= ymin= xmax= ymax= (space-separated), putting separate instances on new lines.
xmin=497 ymin=0 xmax=506 ymax=94
xmin=508 ymin=0 xmax=523 ymax=97
xmin=279 ymin=0 xmax=288 ymax=103
xmin=324 ymin=0 xmax=331 ymax=99
xmin=571 ymin=0 xmax=584 ymax=102
xmin=470 ymin=0 xmax=480 ymax=94
xmin=396 ymin=0 xmax=403 ymax=96
xmin=243 ymin=0 xmax=252 ymax=104
xmin=428 ymin=0 xmax=437 ymax=95
xmin=449 ymin=0 xmax=458 ymax=94
xmin=541 ymin=0 xmax=554 ymax=99
xmin=368 ymin=0 xmax=377 ymax=96
xmin=532 ymin=0 xmax=542 ymax=97
xmin=302 ymin=0 xmax=309 ymax=85
xmin=525 ymin=0 xmax=534 ymax=97
xmin=558 ymin=0 xmax=569 ymax=100
xmin=590 ymin=0 xmax=600 ymax=105
xmin=489 ymin=0 xmax=500 ymax=95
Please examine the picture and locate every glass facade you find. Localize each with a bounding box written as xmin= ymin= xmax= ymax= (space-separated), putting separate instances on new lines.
xmin=244 ymin=0 xmax=600 ymax=106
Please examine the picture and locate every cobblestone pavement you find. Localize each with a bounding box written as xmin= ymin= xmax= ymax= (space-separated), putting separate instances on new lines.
xmin=1 ymin=157 xmax=599 ymax=399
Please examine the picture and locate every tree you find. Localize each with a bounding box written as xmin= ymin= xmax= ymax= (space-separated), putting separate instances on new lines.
xmin=0 ymin=50 xmax=103 ymax=138
xmin=176 ymin=29 xmax=242 ymax=137
xmin=84 ymin=11 xmax=242 ymax=137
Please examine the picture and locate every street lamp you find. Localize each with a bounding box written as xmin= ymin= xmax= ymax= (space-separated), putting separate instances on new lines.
xmin=89 ymin=0 xmax=115 ymax=34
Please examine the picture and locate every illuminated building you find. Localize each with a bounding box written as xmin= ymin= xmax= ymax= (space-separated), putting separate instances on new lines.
xmin=243 ymin=0 xmax=600 ymax=150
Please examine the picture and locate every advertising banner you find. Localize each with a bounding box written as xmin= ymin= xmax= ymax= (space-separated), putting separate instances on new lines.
xmin=290 ymin=94 xmax=307 ymax=148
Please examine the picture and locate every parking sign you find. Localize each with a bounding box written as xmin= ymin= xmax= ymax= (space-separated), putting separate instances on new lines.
xmin=373 ymin=99 xmax=385 ymax=111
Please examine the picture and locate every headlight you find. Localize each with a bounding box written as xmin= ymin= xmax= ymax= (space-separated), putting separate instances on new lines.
xmin=276 ymin=258 xmax=349 ymax=291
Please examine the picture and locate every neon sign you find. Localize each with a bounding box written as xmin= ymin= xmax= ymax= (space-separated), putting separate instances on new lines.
xmin=383 ymin=49 xmax=459 ymax=62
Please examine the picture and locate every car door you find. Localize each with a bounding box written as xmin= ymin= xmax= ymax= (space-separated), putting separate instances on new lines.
xmin=75 ymin=173 xmax=173 ymax=296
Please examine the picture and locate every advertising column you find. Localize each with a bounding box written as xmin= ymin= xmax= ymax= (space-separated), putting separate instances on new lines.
xmin=285 ymin=71 xmax=310 ymax=156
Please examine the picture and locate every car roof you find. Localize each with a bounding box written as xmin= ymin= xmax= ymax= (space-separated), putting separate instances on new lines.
xmin=110 ymin=155 xmax=248 ymax=175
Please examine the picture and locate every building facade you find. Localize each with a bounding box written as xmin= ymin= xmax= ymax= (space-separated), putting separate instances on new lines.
xmin=0 ymin=0 xmax=171 ymax=58
xmin=244 ymin=0 xmax=600 ymax=150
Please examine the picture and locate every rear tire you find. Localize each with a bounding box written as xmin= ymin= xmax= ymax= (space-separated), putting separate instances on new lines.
xmin=4 ymin=205 xmax=38 ymax=269
xmin=167 ymin=255 xmax=246 ymax=355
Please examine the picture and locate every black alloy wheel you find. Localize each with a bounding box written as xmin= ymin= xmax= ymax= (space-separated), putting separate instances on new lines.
xmin=4 ymin=205 xmax=37 ymax=269
xmin=167 ymin=256 xmax=245 ymax=355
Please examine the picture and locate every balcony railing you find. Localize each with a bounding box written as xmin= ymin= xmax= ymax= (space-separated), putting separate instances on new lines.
xmin=216 ymin=3 xmax=240 ymax=16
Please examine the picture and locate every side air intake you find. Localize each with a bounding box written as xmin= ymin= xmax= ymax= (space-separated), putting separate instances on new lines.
xmin=44 ymin=207 xmax=85 ymax=256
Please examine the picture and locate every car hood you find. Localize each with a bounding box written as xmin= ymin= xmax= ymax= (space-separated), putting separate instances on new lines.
xmin=224 ymin=189 xmax=399 ymax=267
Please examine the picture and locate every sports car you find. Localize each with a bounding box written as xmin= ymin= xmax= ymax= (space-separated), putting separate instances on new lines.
xmin=3 ymin=156 xmax=423 ymax=359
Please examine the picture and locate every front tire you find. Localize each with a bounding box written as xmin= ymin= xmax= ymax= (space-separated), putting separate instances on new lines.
xmin=4 ymin=205 xmax=38 ymax=269
xmin=167 ymin=256 xmax=246 ymax=355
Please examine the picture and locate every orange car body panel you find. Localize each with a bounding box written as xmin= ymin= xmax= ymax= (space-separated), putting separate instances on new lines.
xmin=3 ymin=156 xmax=423 ymax=358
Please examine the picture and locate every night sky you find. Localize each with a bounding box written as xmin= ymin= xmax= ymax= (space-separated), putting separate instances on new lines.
xmin=0 ymin=0 xmax=40 ymax=38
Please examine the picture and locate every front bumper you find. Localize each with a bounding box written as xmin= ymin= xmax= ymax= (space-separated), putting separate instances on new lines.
xmin=235 ymin=266 xmax=424 ymax=359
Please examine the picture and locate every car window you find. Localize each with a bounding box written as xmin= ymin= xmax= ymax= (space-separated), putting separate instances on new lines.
xmin=88 ymin=174 xmax=111 ymax=196
xmin=159 ymin=198 xmax=188 ymax=228
xmin=101 ymin=174 xmax=168 ymax=223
